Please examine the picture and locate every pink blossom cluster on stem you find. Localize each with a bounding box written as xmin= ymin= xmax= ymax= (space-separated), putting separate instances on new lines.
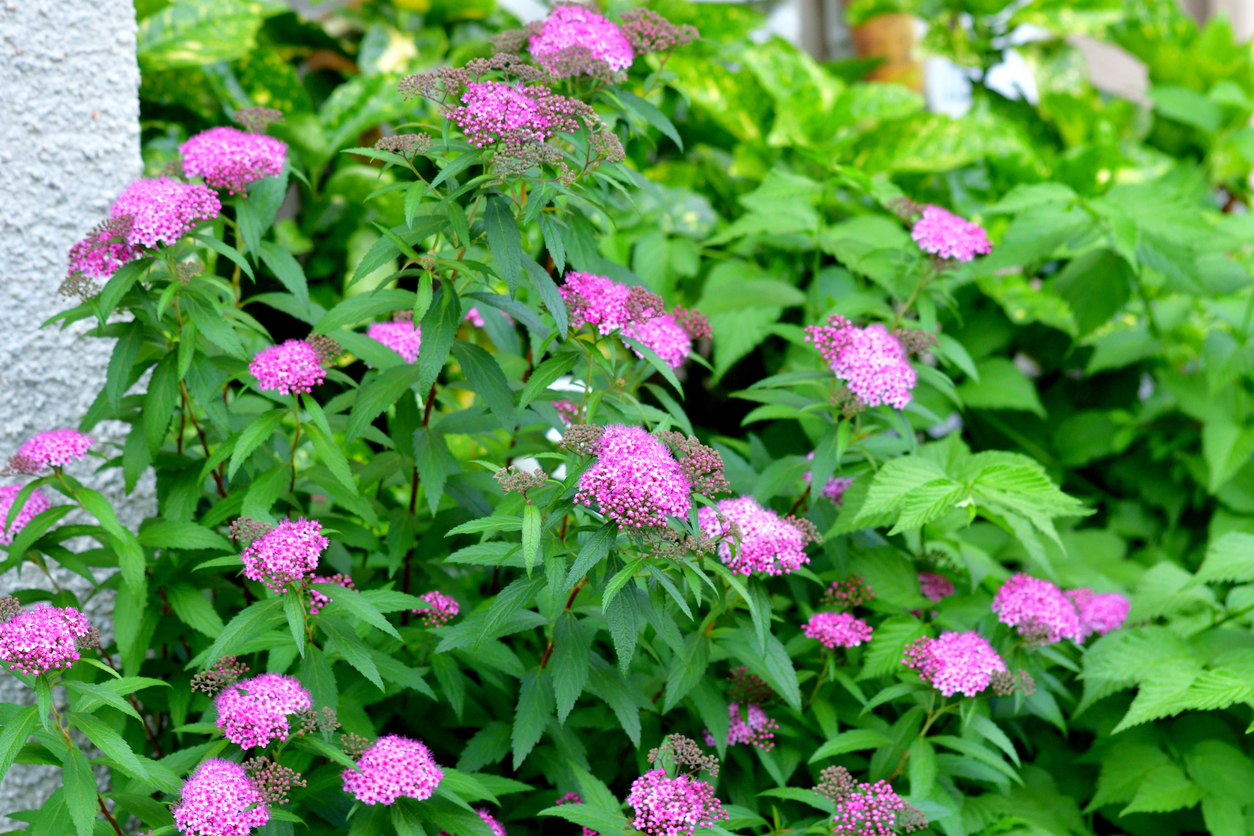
xmin=560 ymin=271 xmax=703 ymax=369
xmin=173 ymin=758 xmax=270 ymax=836
xmin=918 ymin=572 xmax=954 ymax=603
xmin=910 ymin=205 xmax=991 ymax=263
xmin=0 ymin=604 xmax=96 ymax=675
xmin=1066 ymin=587 xmax=1130 ymax=639
xmin=414 ymin=590 xmax=460 ymax=627
xmin=528 ymin=4 xmax=635 ymax=76
xmin=342 ymin=734 xmax=444 ymax=805
xmin=556 ymin=792 xmax=599 ymax=836
xmin=803 ymin=611 xmax=873 ymax=649
xmin=627 ymin=769 xmax=728 ymax=836
xmin=309 ymin=573 xmax=355 ymax=615
xmin=239 ymin=518 xmax=328 ymax=594
xmin=367 ymin=320 xmax=422 ymax=365
xmin=991 ymin=573 xmax=1084 ymax=644
xmin=703 ymin=702 xmax=778 ymax=751
xmin=803 ymin=451 xmax=854 ymax=503
xmin=903 ymin=631 xmax=1007 ymax=698
xmin=0 ymin=485 xmax=51 ymax=545
xmin=575 ymin=425 xmax=691 ymax=530
xmin=5 ymin=429 xmax=94 ymax=475
xmin=215 ymin=673 xmax=313 ymax=748
xmin=250 ymin=339 xmax=329 ymax=395
xmin=697 ymin=496 xmax=811 ymax=577
xmin=805 ymin=315 xmax=916 ymax=410
xmin=180 ymin=126 xmax=287 ymax=195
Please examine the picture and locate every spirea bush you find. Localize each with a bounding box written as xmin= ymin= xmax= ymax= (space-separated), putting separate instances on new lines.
xmin=10 ymin=1 xmax=1254 ymax=835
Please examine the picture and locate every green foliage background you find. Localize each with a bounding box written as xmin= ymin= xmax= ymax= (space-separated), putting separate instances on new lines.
xmin=10 ymin=0 xmax=1254 ymax=835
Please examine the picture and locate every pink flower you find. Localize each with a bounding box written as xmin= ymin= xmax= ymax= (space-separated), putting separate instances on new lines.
xmin=832 ymin=777 xmax=915 ymax=836
xmin=561 ymin=271 xmax=633 ymax=332
xmin=343 ymin=735 xmax=443 ymax=805
xmin=215 ymin=673 xmax=312 ymax=749
xmin=473 ymin=810 xmax=507 ymax=836
xmin=575 ymin=425 xmax=691 ymax=530
xmin=1066 ymin=588 xmax=1130 ymax=639
xmin=805 ymin=315 xmax=916 ymax=410
xmin=911 ymin=205 xmax=991 ymax=263
xmin=903 ymin=632 xmax=1006 ymax=697
xmin=180 ymin=126 xmax=287 ymax=195
xmin=991 ymin=573 xmax=1084 ymax=644
xmin=0 ymin=486 xmax=51 ymax=546
xmin=7 ymin=429 xmax=94 ymax=474
xmin=556 ymin=793 xmax=598 ymax=836
xmin=109 ymin=178 xmax=221 ymax=248
xmin=367 ymin=321 xmax=422 ymax=365
xmin=240 ymin=518 xmax=327 ymax=594
xmin=803 ymin=452 xmax=853 ymax=503
xmin=448 ymin=82 xmax=592 ymax=149
xmin=464 ymin=307 xmax=486 ymax=328
xmin=628 ymin=769 xmax=728 ymax=836
xmin=0 ymin=604 xmax=95 ymax=675
xmin=250 ymin=339 xmax=326 ymax=395
xmin=918 ymin=572 xmax=954 ymax=603
xmin=553 ymin=400 xmax=582 ymax=426
xmin=698 ymin=496 xmax=810 ymax=577
xmin=624 ymin=313 xmax=693 ymax=369
xmin=413 ymin=591 xmax=459 ymax=627
xmin=804 ymin=611 xmax=873 ymax=649
xmin=309 ymin=573 xmax=354 ymax=615
xmin=67 ymin=218 xmax=141 ymax=281
xmin=530 ymin=5 xmax=635 ymax=76
xmin=704 ymin=702 xmax=778 ymax=751
xmin=173 ymin=758 xmax=269 ymax=836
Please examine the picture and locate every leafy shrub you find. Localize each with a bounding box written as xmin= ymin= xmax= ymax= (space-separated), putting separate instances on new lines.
xmin=5 ymin=2 xmax=1254 ymax=836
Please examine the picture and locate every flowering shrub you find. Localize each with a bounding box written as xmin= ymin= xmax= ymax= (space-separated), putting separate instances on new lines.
xmin=9 ymin=1 xmax=1254 ymax=835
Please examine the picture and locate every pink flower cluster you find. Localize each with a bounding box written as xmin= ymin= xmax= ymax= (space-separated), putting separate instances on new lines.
xmin=67 ymin=220 xmax=141 ymax=281
xmin=476 ymin=809 xmax=508 ymax=836
xmin=240 ymin=518 xmax=327 ymax=593
xmin=627 ymin=769 xmax=728 ymax=836
xmin=173 ymin=758 xmax=269 ymax=836
xmin=805 ymin=315 xmax=916 ymax=410
xmin=553 ymin=400 xmax=582 ymax=426
xmin=575 ymin=425 xmax=691 ymax=530
xmin=7 ymin=429 xmax=94 ymax=474
xmin=0 ymin=486 xmax=51 ymax=546
xmin=560 ymin=272 xmax=696 ymax=369
xmin=1066 ymin=588 xmax=1130 ymax=639
xmin=698 ymin=496 xmax=810 ymax=577
xmin=0 ymin=604 xmax=94 ymax=675
xmin=529 ymin=5 xmax=635 ymax=75
xmin=803 ymin=452 xmax=854 ymax=504
xmin=250 ymin=339 xmax=327 ymax=395
xmin=832 ymin=778 xmax=914 ymax=836
xmin=911 ymin=206 xmax=991 ymax=263
xmin=110 ymin=177 xmax=222 ymax=248
xmin=991 ymin=573 xmax=1083 ymax=644
xmin=414 ymin=591 xmax=459 ymax=627
xmin=215 ymin=673 xmax=312 ymax=749
xmin=804 ymin=611 xmax=873 ymax=649
xmin=556 ymin=792 xmax=598 ymax=836
xmin=919 ymin=572 xmax=954 ymax=603
xmin=448 ymin=82 xmax=581 ymax=148
xmin=367 ymin=320 xmax=422 ymax=365
xmin=180 ymin=126 xmax=288 ymax=194
xmin=342 ymin=734 xmax=444 ymax=805
xmin=309 ymin=573 xmax=354 ymax=615
xmin=715 ymin=702 xmax=778 ymax=751
xmin=903 ymin=631 xmax=1006 ymax=697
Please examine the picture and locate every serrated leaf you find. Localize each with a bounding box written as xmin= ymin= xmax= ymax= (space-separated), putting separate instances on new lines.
xmin=809 ymin=728 xmax=893 ymax=763
xmin=512 ymin=669 xmax=554 ymax=768
xmin=164 ymin=583 xmax=225 ymax=638
xmin=485 ymin=197 xmax=522 ymax=296
xmin=551 ymin=613 xmax=590 ymax=723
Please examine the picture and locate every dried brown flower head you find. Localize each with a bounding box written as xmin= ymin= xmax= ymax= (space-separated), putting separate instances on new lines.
xmin=235 ymin=107 xmax=285 ymax=133
xmin=191 ymin=655 xmax=250 ymax=696
xmin=559 ymin=424 xmax=604 ymax=457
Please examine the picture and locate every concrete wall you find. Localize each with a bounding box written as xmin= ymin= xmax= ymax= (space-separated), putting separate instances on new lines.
xmin=0 ymin=0 xmax=146 ymax=826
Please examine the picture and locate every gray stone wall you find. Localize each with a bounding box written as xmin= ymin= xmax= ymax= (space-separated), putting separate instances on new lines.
xmin=0 ymin=0 xmax=146 ymax=826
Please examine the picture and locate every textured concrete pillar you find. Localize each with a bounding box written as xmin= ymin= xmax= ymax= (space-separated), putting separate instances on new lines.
xmin=0 ymin=0 xmax=145 ymax=825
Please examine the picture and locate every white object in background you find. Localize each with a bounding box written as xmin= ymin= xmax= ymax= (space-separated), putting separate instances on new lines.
xmin=924 ymin=56 xmax=974 ymax=117
xmin=985 ymin=48 xmax=1039 ymax=105
xmin=497 ymin=0 xmax=549 ymax=24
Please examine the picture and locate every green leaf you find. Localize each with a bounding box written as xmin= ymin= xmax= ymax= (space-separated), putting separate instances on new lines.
xmin=585 ymin=654 xmax=640 ymax=745
xmin=62 ymin=746 xmax=97 ymax=836
xmin=106 ymin=322 xmax=145 ymax=413
xmin=451 ymin=340 xmax=516 ymax=429
xmin=76 ymin=487 xmax=146 ymax=596
xmin=199 ymin=596 xmax=285 ymax=667
xmin=809 ymin=728 xmax=893 ymax=763
xmin=294 ymin=734 xmax=360 ymax=773
xmin=413 ymin=428 xmax=452 ymax=516
xmin=164 ymin=583 xmax=225 ymax=638
xmin=138 ymin=520 xmax=232 ymax=551
xmin=551 ymin=613 xmax=591 ymax=723
xmin=313 ymin=582 xmax=401 ymax=640
xmin=956 ymin=358 xmax=1046 ymax=416
xmin=620 ymin=335 xmax=684 ymax=398
xmin=663 ymin=632 xmax=710 ymax=712
xmin=521 ymin=254 xmax=567 ymax=339
xmin=1150 ymin=85 xmax=1222 ymax=133
xmin=858 ymin=615 xmax=927 ymax=680
xmin=313 ymin=288 xmax=415 ymax=334
xmin=0 ymin=706 xmax=38 ymax=784
xmin=185 ymin=294 xmax=247 ymax=359
xmin=258 ymin=241 xmax=310 ymax=307
xmin=319 ymin=616 xmax=384 ymax=690
xmin=604 ymin=584 xmax=638 ymax=674
xmin=722 ymin=627 xmax=801 ymax=710
xmin=538 ymin=804 xmax=629 ymax=836
xmin=284 ymin=589 xmax=307 ymax=657
xmin=512 ymin=669 xmax=554 ymax=768
xmin=418 ymin=285 xmax=461 ymax=396
xmin=228 ymin=409 xmax=286 ymax=478
xmin=346 ymin=362 xmax=422 ymax=441
xmin=1051 ymin=249 xmax=1134 ymax=337
xmin=618 ymin=89 xmax=684 ymax=150
xmin=521 ymin=504 xmax=542 ymax=575
xmin=485 ymin=197 xmax=522 ymax=296
xmin=299 ymin=645 xmax=338 ymax=713
xmin=138 ymin=0 xmax=278 ymax=70
xmin=68 ymin=712 xmax=150 ymax=781
xmin=519 ymin=353 xmax=580 ymax=409
xmin=1195 ymin=532 xmax=1254 ymax=584
xmin=6 ymin=505 xmax=73 ymax=564
xmin=64 ymin=681 xmax=143 ymax=722
xmin=1121 ymin=762 xmax=1204 ymax=815
xmin=303 ymin=422 xmax=357 ymax=494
